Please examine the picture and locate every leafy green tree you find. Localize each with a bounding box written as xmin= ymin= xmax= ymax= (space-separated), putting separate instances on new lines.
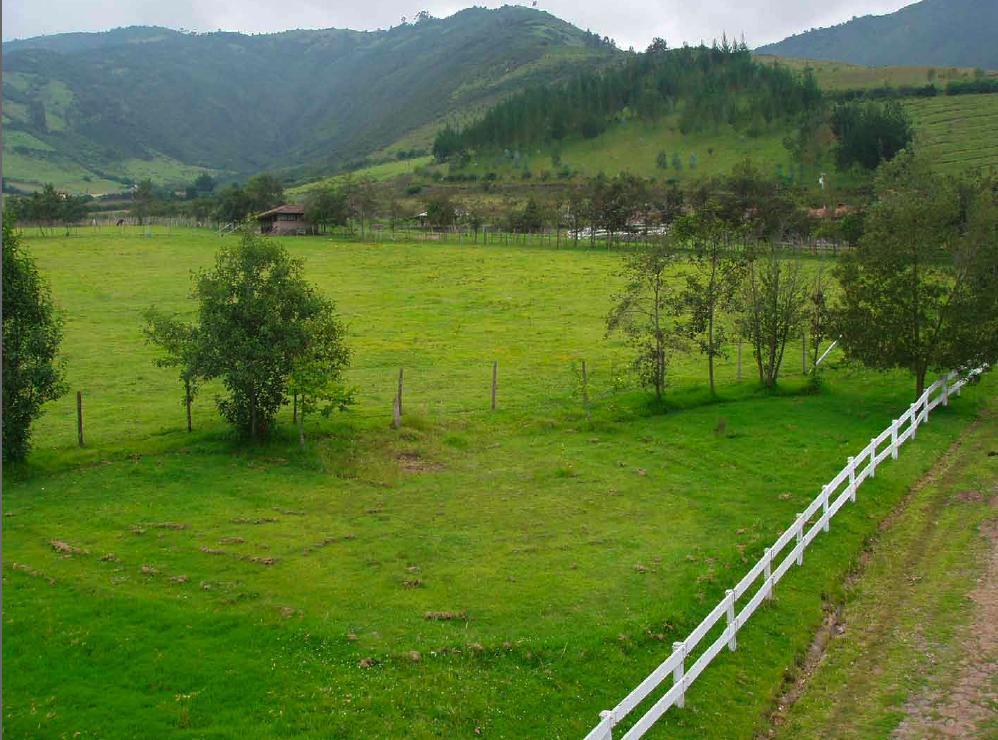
xmin=833 ymin=153 xmax=997 ymax=396
xmin=671 ymin=152 xmax=683 ymax=171
xmin=738 ymin=242 xmax=809 ymax=388
xmin=831 ymin=100 xmax=913 ymax=171
xmin=142 ymin=308 xmax=201 ymax=432
xmin=145 ymin=230 xmax=350 ymax=440
xmin=244 ymin=173 xmax=285 ymax=214
xmin=673 ymin=213 xmax=746 ymax=394
xmin=425 ymin=195 xmax=456 ymax=228
xmin=656 ymin=151 xmax=669 ymax=170
xmin=193 ymin=173 xmax=216 ymax=194
xmin=288 ymin=315 xmax=353 ymax=448
xmin=132 ymin=179 xmax=156 ymax=224
xmin=607 ymin=239 xmax=681 ymax=401
xmin=304 ymin=186 xmax=350 ymax=232
xmin=2 ymin=217 xmax=66 ymax=460
xmin=214 ymin=184 xmax=251 ymax=223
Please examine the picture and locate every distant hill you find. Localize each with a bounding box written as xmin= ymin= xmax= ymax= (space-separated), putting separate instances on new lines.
xmin=755 ymin=0 xmax=998 ymax=70
xmin=1 ymin=7 xmax=619 ymax=192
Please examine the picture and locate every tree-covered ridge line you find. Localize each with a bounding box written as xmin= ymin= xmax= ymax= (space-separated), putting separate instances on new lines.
xmin=433 ymin=42 xmax=823 ymax=159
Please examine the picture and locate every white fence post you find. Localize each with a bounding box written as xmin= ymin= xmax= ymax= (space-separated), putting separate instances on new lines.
xmin=848 ymin=456 xmax=856 ymax=502
xmin=821 ymin=485 xmax=830 ymax=532
xmin=725 ymin=590 xmax=737 ymax=651
xmin=597 ymin=710 xmax=613 ymax=740
xmin=869 ymin=439 xmax=878 ymax=478
xmin=891 ymin=419 xmax=899 ymax=460
xmin=795 ymin=513 xmax=805 ymax=566
xmin=764 ymin=547 xmax=773 ymax=600
xmin=673 ymin=642 xmax=686 ymax=708
xmin=942 ymin=377 xmax=950 ymax=406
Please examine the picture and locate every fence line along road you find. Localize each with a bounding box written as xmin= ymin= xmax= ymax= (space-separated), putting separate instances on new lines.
xmin=584 ymin=365 xmax=987 ymax=740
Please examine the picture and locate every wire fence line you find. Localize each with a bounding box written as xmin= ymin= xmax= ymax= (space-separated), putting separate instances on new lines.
xmin=583 ymin=365 xmax=988 ymax=740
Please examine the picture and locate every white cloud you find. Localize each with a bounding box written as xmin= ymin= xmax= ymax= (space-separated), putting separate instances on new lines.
xmin=2 ymin=1 xmax=916 ymax=49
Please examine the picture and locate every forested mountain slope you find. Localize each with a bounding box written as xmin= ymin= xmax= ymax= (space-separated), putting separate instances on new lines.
xmin=2 ymin=7 xmax=619 ymax=192
xmin=755 ymin=0 xmax=998 ymax=70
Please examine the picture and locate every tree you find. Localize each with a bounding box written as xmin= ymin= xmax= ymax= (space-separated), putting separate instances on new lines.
xmin=132 ymin=179 xmax=156 ymax=224
xmin=833 ymin=153 xmax=997 ymax=396
xmin=425 ymin=195 xmax=456 ymax=229
xmin=671 ymin=152 xmax=683 ymax=171
xmin=193 ymin=173 xmax=216 ymax=194
xmin=806 ymin=268 xmax=831 ymax=380
xmin=607 ymin=239 xmax=681 ymax=401
xmin=2 ymin=216 xmax=66 ymax=461
xmin=145 ymin=230 xmax=350 ymax=440
xmin=215 ymin=184 xmax=251 ymax=224
xmin=142 ymin=308 xmax=201 ymax=432
xmin=244 ymin=173 xmax=285 ymax=214
xmin=656 ymin=151 xmax=669 ymax=170
xmin=287 ymin=315 xmax=353 ymax=448
xmin=304 ymin=186 xmax=350 ymax=232
xmin=738 ymin=242 xmax=809 ymax=388
xmin=673 ymin=213 xmax=746 ymax=394
xmin=831 ymin=100 xmax=913 ymax=171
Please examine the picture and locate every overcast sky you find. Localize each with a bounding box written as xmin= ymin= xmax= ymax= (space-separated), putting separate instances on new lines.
xmin=2 ymin=1 xmax=915 ymax=49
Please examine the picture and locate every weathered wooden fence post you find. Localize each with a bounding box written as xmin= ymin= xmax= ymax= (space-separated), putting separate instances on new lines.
xmin=76 ymin=391 xmax=85 ymax=447
xmin=491 ymin=361 xmax=498 ymax=411
xmin=392 ymin=392 xmax=401 ymax=429
xmin=397 ymin=368 xmax=405 ymax=417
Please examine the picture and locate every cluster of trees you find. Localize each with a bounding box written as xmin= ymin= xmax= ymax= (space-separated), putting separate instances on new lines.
xmin=5 ymin=184 xmax=91 ymax=232
xmin=434 ymin=42 xmax=822 ymax=159
xmin=608 ymin=154 xmax=996 ymax=402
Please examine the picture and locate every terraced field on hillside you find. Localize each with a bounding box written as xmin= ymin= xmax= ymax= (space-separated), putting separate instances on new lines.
xmin=905 ymin=93 xmax=998 ymax=174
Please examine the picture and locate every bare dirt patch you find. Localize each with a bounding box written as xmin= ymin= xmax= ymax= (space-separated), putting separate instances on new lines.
xmin=49 ymin=539 xmax=86 ymax=556
xmin=424 ymin=610 xmax=467 ymax=621
xmin=397 ymin=452 xmax=444 ymax=473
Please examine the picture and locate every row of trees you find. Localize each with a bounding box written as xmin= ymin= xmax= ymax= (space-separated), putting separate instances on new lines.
xmin=608 ymin=151 xmax=996 ymax=402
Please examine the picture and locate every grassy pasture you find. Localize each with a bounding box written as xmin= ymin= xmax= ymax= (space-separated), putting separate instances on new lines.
xmin=754 ymin=55 xmax=997 ymax=91
xmin=3 ymin=227 xmax=991 ymax=737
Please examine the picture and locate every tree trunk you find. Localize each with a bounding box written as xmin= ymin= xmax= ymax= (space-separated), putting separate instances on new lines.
xmin=185 ymin=379 xmax=192 ymax=432
xmin=915 ymin=364 xmax=927 ymax=398
xmin=250 ymin=393 xmax=258 ymax=440
xmin=298 ymin=400 xmax=306 ymax=449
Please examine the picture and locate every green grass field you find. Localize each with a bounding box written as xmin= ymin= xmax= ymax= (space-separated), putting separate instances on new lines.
xmin=3 ymin=227 xmax=991 ymax=737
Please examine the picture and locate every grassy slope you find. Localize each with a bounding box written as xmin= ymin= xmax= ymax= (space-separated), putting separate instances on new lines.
xmin=3 ymin=228 xmax=991 ymax=737
xmin=775 ymin=398 xmax=996 ymax=737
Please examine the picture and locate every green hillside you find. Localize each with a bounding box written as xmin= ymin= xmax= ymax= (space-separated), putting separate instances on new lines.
xmin=755 ymin=0 xmax=998 ymax=70
xmin=2 ymin=8 xmax=619 ymax=193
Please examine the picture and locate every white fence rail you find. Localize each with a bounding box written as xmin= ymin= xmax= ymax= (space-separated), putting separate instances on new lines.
xmin=585 ymin=366 xmax=987 ymax=740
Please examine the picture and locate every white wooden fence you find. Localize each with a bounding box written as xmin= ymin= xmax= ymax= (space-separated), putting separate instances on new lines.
xmin=585 ymin=366 xmax=987 ymax=739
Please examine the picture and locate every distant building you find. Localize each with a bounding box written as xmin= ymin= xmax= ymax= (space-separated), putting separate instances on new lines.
xmin=256 ymin=204 xmax=311 ymax=235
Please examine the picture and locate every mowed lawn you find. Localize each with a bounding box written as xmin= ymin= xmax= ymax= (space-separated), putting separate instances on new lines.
xmin=3 ymin=227 xmax=991 ymax=738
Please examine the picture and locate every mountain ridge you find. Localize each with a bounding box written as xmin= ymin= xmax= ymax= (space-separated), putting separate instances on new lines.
xmin=2 ymin=7 xmax=620 ymax=192
xmin=755 ymin=0 xmax=998 ymax=70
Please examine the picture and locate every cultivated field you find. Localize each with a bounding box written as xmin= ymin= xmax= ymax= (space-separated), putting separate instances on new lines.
xmin=3 ymin=227 xmax=991 ymax=737
xmin=905 ymin=93 xmax=998 ymax=174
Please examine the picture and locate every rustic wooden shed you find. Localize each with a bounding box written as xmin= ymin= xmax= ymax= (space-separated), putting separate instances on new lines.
xmin=256 ymin=204 xmax=311 ymax=235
